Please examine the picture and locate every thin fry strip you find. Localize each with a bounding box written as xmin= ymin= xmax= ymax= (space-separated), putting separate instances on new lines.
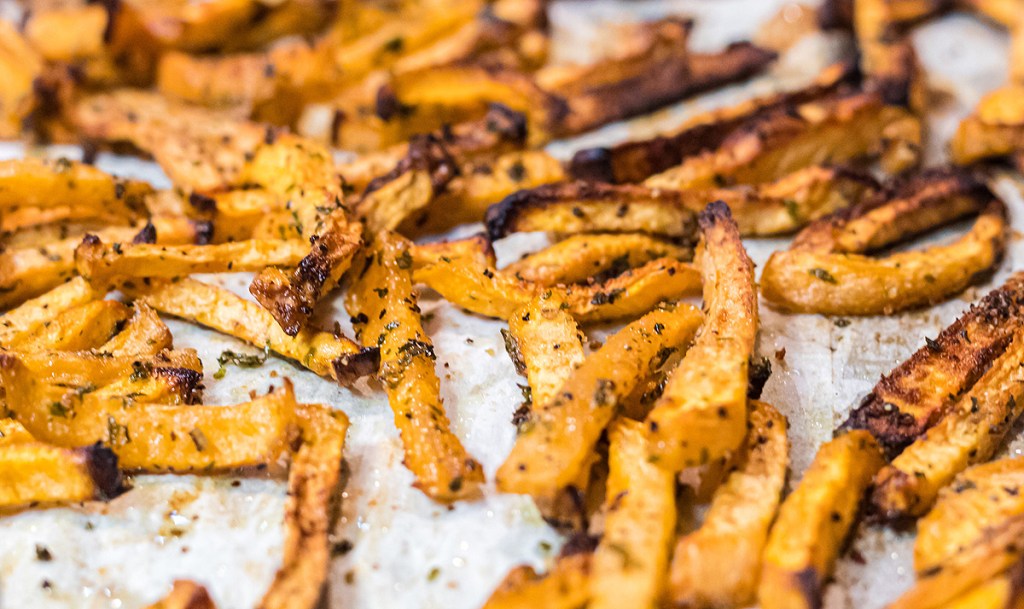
xmin=0 ymin=441 xmax=124 ymax=510
xmin=870 ymin=327 xmax=1024 ymax=522
xmin=126 ymin=278 xmax=377 ymax=385
xmin=504 ymin=296 xmax=586 ymax=408
xmin=348 ymin=232 xmax=484 ymax=502
xmin=482 ymin=553 xmax=592 ymax=609
xmin=646 ymin=202 xmax=758 ymax=471
xmin=589 ymin=418 xmax=676 ymax=609
xmin=97 ymin=303 xmax=173 ymax=356
xmin=0 ymin=277 xmax=97 ymax=345
xmin=758 ymin=431 xmax=885 ymax=609
xmin=497 ymin=303 xmax=703 ymax=498
xmin=7 ymin=300 xmax=130 ymax=351
xmin=932 ymin=559 xmax=1024 ymax=609
xmin=0 ymin=158 xmax=150 ymax=222
xmin=668 ymin=400 xmax=790 ymax=608
xmin=10 ymin=349 xmax=202 ymax=387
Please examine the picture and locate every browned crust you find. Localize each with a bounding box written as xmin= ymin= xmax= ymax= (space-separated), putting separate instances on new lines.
xmin=361 ymin=133 xmax=460 ymax=199
xmin=331 ymin=348 xmax=381 ymax=385
xmin=82 ymin=442 xmax=125 ymax=500
xmin=842 ymin=273 xmax=1024 ymax=452
xmin=152 ymin=366 xmax=204 ymax=405
xmin=567 ymin=62 xmax=858 ymax=183
xmin=485 ymin=181 xmax=696 ymax=241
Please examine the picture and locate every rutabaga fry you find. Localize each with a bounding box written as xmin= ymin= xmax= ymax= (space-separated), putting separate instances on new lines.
xmin=870 ymin=328 xmax=1024 ymax=522
xmin=7 ymin=300 xmax=130 ymax=351
xmin=125 ymin=278 xmax=377 ymax=385
xmin=144 ymin=581 xmax=218 ymax=609
xmin=482 ymin=552 xmax=592 ymax=609
xmin=411 ymin=234 xmax=496 ymax=271
xmin=97 ymin=303 xmax=173 ymax=356
xmin=932 ymin=559 xmax=1024 ymax=609
xmin=10 ymin=349 xmax=202 ymax=387
xmin=758 ymin=431 xmax=885 ymax=609
xmin=504 ymin=297 xmax=585 ymax=408
xmin=76 ymin=237 xmax=309 ymax=287
xmin=496 ymin=303 xmax=703 ymax=498
xmin=415 ymin=256 xmax=701 ymax=322
xmin=952 ymin=85 xmax=1024 ymax=165
xmin=645 ymin=202 xmax=758 ymax=471
xmin=0 ymin=442 xmax=124 ymax=510
xmin=503 ymin=234 xmax=691 ymax=288
xmin=916 ymin=458 xmax=1024 ymax=575
xmin=589 ymin=418 xmax=677 ymax=609
xmin=842 ymin=273 xmax=1024 ymax=452
xmin=668 ymin=400 xmax=790 ymax=609
xmin=0 ymin=277 xmax=97 ymax=346
xmin=0 ymin=22 xmax=42 ymax=139
xmin=347 ymin=232 xmax=484 ymax=502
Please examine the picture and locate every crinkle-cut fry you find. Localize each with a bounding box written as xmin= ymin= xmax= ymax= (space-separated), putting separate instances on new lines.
xmin=354 ymin=134 xmax=459 ymax=234
xmin=504 ymin=233 xmax=690 ymax=288
xmin=758 ymin=431 xmax=885 ymax=609
xmin=348 ymin=233 xmax=484 ymax=502
xmin=935 ymin=559 xmax=1024 ymax=609
xmin=646 ymin=203 xmax=758 ymax=471
xmin=415 ymin=255 xmax=701 ymax=322
xmin=0 ymin=277 xmax=97 ymax=345
xmin=97 ymin=303 xmax=173 ymax=356
xmin=842 ymin=273 xmax=1024 ymax=451
xmin=126 ymin=278 xmax=377 ymax=385
xmin=870 ymin=328 xmax=1024 ymax=522
xmin=1 ymin=357 xmax=297 ymax=471
xmin=76 ymin=237 xmax=309 ymax=287
xmin=411 ymin=234 xmax=496 ymax=271
xmin=482 ymin=553 xmax=592 ymax=609
xmin=249 ymin=216 xmax=363 ymax=337
xmin=257 ymin=404 xmax=348 ymax=609
xmin=951 ymin=85 xmax=1024 ymax=165
xmin=761 ymin=169 xmax=1007 ymax=316
xmin=10 ymin=349 xmax=201 ymax=387
xmin=497 ymin=303 xmax=702 ymax=498
xmin=887 ymin=515 xmax=1024 ymax=609
xmin=0 ymin=441 xmax=124 ymax=510
xmin=505 ymin=296 xmax=585 ymax=408
xmin=917 ymin=458 xmax=1024 ymax=575
xmin=72 ymin=90 xmax=269 ymax=193
xmin=0 ymin=158 xmax=150 ymax=223
xmin=589 ymin=418 xmax=676 ymax=609
xmin=402 ymin=150 xmax=566 ymax=237
xmin=0 ymin=22 xmax=42 ymax=139
xmin=567 ymin=62 xmax=857 ymax=184
xmin=7 ymin=300 xmax=130 ymax=352
xmin=644 ymin=90 xmax=921 ymax=191
xmin=144 ymin=581 xmax=218 ymax=609
xmin=668 ymin=400 xmax=790 ymax=609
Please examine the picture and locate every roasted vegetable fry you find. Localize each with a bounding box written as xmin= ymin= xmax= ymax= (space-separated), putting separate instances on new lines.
xmin=144 ymin=581 xmax=217 ymax=609
xmin=97 ymin=303 xmax=173 ymax=356
xmin=483 ymin=552 xmax=592 ymax=609
xmin=758 ymin=431 xmax=885 ymax=609
xmin=347 ymin=232 xmax=484 ymax=502
xmin=503 ymin=234 xmax=691 ymax=287
xmin=951 ymin=85 xmax=1024 ymax=165
xmin=761 ymin=168 xmax=1007 ymax=316
xmin=76 ymin=237 xmax=308 ymax=287
xmin=645 ymin=203 xmax=758 ymax=471
xmin=871 ymin=327 xmax=1024 ymax=521
xmin=916 ymin=458 xmax=1024 ymax=575
xmin=411 ymin=234 xmax=496 ymax=270
xmin=668 ymin=400 xmax=790 ymax=609
xmin=590 ymin=418 xmax=676 ymax=609
xmin=126 ymin=278 xmax=377 ymax=384
xmin=842 ymin=274 xmax=1024 ymax=451
xmin=10 ymin=349 xmax=201 ymax=388
xmin=0 ymin=277 xmax=97 ymax=345
xmin=7 ymin=300 xmax=131 ymax=351
xmin=505 ymin=297 xmax=585 ymax=408
xmin=936 ymin=559 xmax=1024 ymax=609
xmin=0 ymin=22 xmax=43 ymax=139
xmin=416 ymin=255 xmax=701 ymax=322
xmin=887 ymin=515 xmax=1024 ymax=609
xmin=0 ymin=442 xmax=123 ymax=510
xmin=497 ymin=303 xmax=703 ymax=498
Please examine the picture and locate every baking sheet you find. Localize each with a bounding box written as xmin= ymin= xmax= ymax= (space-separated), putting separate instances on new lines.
xmin=2 ymin=2 xmax=1024 ymax=608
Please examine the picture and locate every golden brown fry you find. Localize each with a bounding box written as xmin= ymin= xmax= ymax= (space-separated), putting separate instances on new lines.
xmin=97 ymin=303 xmax=173 ymax=356
xmin=589 ymin=418 xmax=676 ymax=609
xmin=668 ymin=401 xmax=790 ymax=609
xmin=0 ymin=22 xmax=43 ymax=139
xmin=503 ymin=234 xmax=691 ymax=287
xmin=758 ymin=431 xmax=885 ymax=609
xmin=76 ymin=237 xmax=308 ymax=286
xmin=505 ymin=296 xmax=585 ymax=408
xmin=646 ymin=203 xmax=758 ymax=471
xmin=917 ymin=458 xmax=1024 ymax=575
xmin=496 ymin=303 xmax=703 ymax=498
xmin=0 ymin=419 xmax=34 ymax=445
xmin=7 ymin=300 xmax=130 ymax=351
xmin=411 ymin=234 xmax=496 ymax=270
xmin=934 ymin=560 xmax=1024 ymax=609
xmin=416 ymin=255 xmax=701 ymax=322
xmin=347 ymin=232 xmax=483 ymax=502
xmin=951 ymin=85 xmax=1024 ymax=165
xmin=10 ymin=349 xmax=201 ymax=388
xmin=0 ymin=442 xmax=123 ymax=510
xmin=144 ymin=581 xmax=218 ymax=609
xmin=842 ymin=274 xmax=1024 ymax=451
xmin=871 ymin=328 xmax=1024 ymax=521
xmin=0 ymin=277 xmax=97 ymax=345
xmin=126 ymin=278 xmax=377 ymax=384
xmin=761 ymin=168 xmax=1007 ymax=316
xmin=887 ymin=515 xmax=1024 ymax=609
xmin=258 ymin=404 xmax=349 ymax=609
xmin=482 ymin=553 xmax=592 ymax=609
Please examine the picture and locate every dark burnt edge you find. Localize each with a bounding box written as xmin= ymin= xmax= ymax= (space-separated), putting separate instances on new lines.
xmin=479 ymin=103 xmax=528 ymax=148
xmin=153 ymin=366 xmax=204 ymax=405
xmin=817 ymin=0 xmax=853 ymax=30
xmin=361 ymin=133 xmax=459 ymax=199
xmin=558 ymin=531 xmax=600 ymax=558
xmin=500 ymin=328 xmax=526 ymax=375
xmin=567 ymin=62 xmax=860 ymax=183
xmin=331 ymin=347 xmax=381 ymax=385
xmin=842 ymin=274 xmax=1024 ymax=453
xmin=865 ymin=468 xmax=918 ymax=526
xmin=192 ymin=220 xmax=214 ymax=245
xmin=748 ymin=356 xmax=772 ymax=400
xmin=82 ymin=442 xmax=126 ymax=500
xmin=697 ymin=199 xmax=735 ymax=231
xmin=250 ymin=273 xmax=306 ymax=337
xmin=131 ymin=222 xmax=157 ymax=244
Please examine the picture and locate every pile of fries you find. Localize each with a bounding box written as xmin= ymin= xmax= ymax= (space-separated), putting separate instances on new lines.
xmin=2 ymin=0 xmax=1024 ymax=607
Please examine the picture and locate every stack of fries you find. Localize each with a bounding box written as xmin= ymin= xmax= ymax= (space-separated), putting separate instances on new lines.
xmin=2 ymin=0 xmax=1024 ymax=607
